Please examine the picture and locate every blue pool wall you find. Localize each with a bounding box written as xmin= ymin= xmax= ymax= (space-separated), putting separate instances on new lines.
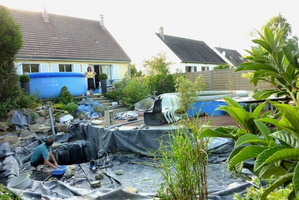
xmin=28 ymin=72 xmax=87 ymax=98
xmin=164 ymin=91 xmax=249 ymax=117
xmin=187 ymin=90 xmax=249 ymax=117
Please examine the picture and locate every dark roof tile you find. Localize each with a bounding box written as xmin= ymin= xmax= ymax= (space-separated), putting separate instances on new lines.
xmin=9 ymin=8 xmax=131 ymax=62
xmin=156 ymin=33 xmax=225 ymax=64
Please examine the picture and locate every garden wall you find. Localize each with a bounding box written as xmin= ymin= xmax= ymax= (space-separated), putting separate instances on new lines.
xmin=186 ymin=69 xmax=273 ymax=91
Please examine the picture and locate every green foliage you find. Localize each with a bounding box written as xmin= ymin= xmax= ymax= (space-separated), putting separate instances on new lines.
xmin=98 ymin=73 xmax=108 ymax=80
xmin=233 ymin=177 xmax=299 ymax=200
xmin=0 ymin=184 xmax=21 ymax=200
xmin=105 ymin=78 xmax=129 ymax=102
xmin=214 ymin=64 xmax=231 ymax=70
xmin=201 ymin=97 xmax=299 ymax=199
xmin=0 ymin=6 xmax=24 ymax=120
xmin=156 ymin=117 xmax=209 ymax=200
xmin=0 ymin=91 xmax=41 ymax=120
xmin=143 ymin=52 xmax=172 ymax=76
xmin=19 ymin=74 xmax=30 ymax=82
xmin=55 ymin=86 xmax=73 ymax=104
xmin=236 ymin=27 xmax=299 ymax=106
xmin=122 ymin=77 xmax=150 ymax=109
xmin=146 ymin=73 xmax=176 ymax=95
xmin=174 ymin=75 xmax=205 ymax=113
xmin=129 ymin=63 xmax=142 ymax=77
xmin=0 ymin=6 xmax=23 ymax=64
xmin=65 ymin=103 xmax=78 ymax=114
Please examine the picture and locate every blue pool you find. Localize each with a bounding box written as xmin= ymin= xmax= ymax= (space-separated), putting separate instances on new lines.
xmin=28 ymin=72 xmax=87 ymax=98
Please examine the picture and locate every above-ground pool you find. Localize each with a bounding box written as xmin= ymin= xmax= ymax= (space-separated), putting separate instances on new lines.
xmin=28 ymin=72 xmax=87 ymax=98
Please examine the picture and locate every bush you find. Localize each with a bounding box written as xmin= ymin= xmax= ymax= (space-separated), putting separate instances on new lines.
xmin=19 ymin=74 xmax=30 ymax=82
xmin=99 ymin=73 xmax=108 ymax=80
xmin=122 ymin=77 xmax=150 ymax=109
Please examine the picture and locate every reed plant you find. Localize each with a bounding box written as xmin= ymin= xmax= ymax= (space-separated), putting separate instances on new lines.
xmin=155 ymin=116 xmax=210 ymax=200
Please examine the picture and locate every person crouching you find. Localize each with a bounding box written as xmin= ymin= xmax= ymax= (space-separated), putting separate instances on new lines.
xmin=30 ymin=138 xmax=59 ymax=172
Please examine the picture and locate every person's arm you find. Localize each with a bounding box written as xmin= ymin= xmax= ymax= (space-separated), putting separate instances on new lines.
xmin=49 ymin=151 xmax=59 ymax=168
xmin=44 ymin=159 xmax=59 ymax=170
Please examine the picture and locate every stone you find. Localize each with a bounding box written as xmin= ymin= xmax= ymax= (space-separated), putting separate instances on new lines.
xmin=0 ymin=122 xmax=9 ymax=131
xmin=55 ymin=124 xmax=69 ymax=133
xmin=115 ymin=169 xmax=123 ymax=175
xmin=29 ymin=124 xmax=51 ymax=133
xmin=95 ymin=171 xmax=104 ymax=180
xmin=124 ymin=187 xmax=138 ymax=194
xmin=90 ymin=180 xmax=101 ymax=187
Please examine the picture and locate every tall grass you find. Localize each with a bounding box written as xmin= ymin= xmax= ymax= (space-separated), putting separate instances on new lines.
xmin=155 ymin=116 xmax=210 ymax=200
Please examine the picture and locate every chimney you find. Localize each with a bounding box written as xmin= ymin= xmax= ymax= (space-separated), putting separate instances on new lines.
xmin=99 ymin=14 xmax=105 ymax=29
xmin=42 ymin=7 xmax=49 ymax=22
xmin=159 ymin=26 xmax=164 ymax=40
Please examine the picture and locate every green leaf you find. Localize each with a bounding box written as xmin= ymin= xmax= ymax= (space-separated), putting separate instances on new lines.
xmin=252 ymin=90 xmax=277 ymax=100
xmin=252 ymin=102 xmax=267 ymax=118
xmin=199 ymin=128 xmax=235 ymax=139
xmin=293 ymin=162 xmax=299 ymax=196
xmin=235 ymin=134 xmax=269 ymax=147
xmin=228 ymin=146 xmax=268 ymax=170
xmin=261 ymin=173 xmax=293 ymax=200
xmin=254 ymin=146 xmax=287 ymax=172
xmin=271 ymin=130 xmax=299 ymax=148
xmin=252 ymin=39 xmax=273 ymax=53
xmin=256 ymin=148 xmax=299 ymax=171
xmin=254 ymin=120 xmax=272 ymax=143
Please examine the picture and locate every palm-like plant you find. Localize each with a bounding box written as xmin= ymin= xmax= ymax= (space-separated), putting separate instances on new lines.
xmin=236 ymin=27 xmax=299 ymax=106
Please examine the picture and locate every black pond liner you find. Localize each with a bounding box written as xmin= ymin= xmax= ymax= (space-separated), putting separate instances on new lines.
xmin=1 ymin=122 xmax=254 ymax=199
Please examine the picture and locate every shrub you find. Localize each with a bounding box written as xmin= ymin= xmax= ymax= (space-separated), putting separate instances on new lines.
xmin=122 ymin=77 xmax=150 ymax=109
xmin=99 ymin=73 xmax=108 ymax=80
xmin=19 ymin=74 xmax=30 ymax=82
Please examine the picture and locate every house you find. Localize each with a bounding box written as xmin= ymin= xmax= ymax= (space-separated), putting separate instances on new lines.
xmin=9 ymin=7 xmax=131 ymax=89
xmin=143 ymin=27 xmax=226 ymax=74
xmin=213 ymin=47 xmax=245 ymax=68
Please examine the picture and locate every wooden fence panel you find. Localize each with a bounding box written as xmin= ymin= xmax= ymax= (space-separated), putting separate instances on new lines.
xmin=186 ymin=69 xmax=273 ymax=91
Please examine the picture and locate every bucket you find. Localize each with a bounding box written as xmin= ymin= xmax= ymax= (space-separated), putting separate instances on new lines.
xmin=7 ymin=173 xmax=31 ymax=189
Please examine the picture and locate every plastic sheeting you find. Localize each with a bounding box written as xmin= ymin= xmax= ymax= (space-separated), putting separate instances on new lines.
xmin=1 ymin=121 xmax=254 ymax=199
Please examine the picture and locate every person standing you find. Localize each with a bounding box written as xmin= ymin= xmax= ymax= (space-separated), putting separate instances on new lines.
xmin=30 ymin=138 xmax=59 ymax=172
xmin=84 ymin=66 xmax=97 ymax=95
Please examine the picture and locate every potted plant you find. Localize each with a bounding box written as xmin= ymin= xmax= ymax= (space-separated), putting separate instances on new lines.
xmin=99 ymin=73 xmax=108 ymax=94
xmin=19 ymin=74 xmax=30 ymax=94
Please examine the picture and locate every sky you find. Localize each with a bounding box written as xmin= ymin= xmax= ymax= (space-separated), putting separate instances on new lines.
xmin=0 ymin=0 xmax=298 ymax=67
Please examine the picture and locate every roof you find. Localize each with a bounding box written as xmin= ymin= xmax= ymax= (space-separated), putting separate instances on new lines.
xmin=214 ymin=47 xmax=245 ymax=67
xmin=9 ymin=8 xmax=131 ymax=62
xmin=156 ymin=33 xmax=225 ymax=64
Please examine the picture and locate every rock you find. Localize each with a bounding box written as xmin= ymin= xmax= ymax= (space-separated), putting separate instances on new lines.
xmin=90 ymin=180 xmax=101 ymax=187
xmin=29 ymin=124 xmax=51 ymax=133
xmin=36 ymin=110 xmax=49 ymax=118
xmin=115 ymin=169 xmax=123 ymax=175
xmin=0 ymin=135 xmax=20 ymax=148
xmin=124 ymin=187 xmax=138 ymax=194
xmin=95 ymin=170 xmax=104 ymax=180
xmin=0 ymin=122 xmax=9 ymax=131
xmin=19 ymin=130 xmax=35 ymax=139
xmin=55 ymin=124 xmax=69 ymax=133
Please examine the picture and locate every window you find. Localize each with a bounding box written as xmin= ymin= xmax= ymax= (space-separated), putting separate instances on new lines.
xmin=201 ymin=66 xmax=210 ymax=71
xmin=22 ymin=64 xmax=39 ymax=73
xmin=59 ymin=64 xmax=72 ymax=72
xmin=186 ymin=66 xmax=192 ymax=72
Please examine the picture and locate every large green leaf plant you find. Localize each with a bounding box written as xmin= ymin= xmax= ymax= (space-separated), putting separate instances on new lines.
xmin=200 ymin=27 xmax=299 ymax=199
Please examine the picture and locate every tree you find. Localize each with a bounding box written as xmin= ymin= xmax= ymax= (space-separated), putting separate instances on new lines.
xmin=143 ymin=52 xmax=172 ymax=76
xmin=129 ymin=63 xmax=142 ymax=77
xmin=0 ymin=6 xmax=23 ymax=119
